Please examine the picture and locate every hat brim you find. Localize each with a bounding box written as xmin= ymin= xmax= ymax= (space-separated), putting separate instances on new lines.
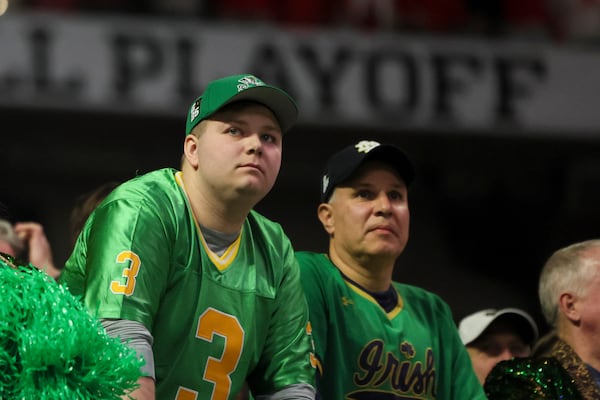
xmin=217 ymin=85 xmax=298 ymax=133
xmin=460 ymin=308 xmax=539 ymax=346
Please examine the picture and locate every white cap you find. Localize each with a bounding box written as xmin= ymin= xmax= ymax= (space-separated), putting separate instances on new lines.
xmin=458 ymin=308 xmax=539 ymax=346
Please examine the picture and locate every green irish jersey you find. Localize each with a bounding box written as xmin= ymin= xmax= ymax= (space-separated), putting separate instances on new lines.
xmin=62 ymin=168 xmax=314 ymax=399
xmin=296 ymin=252 xmax=485 ymax=400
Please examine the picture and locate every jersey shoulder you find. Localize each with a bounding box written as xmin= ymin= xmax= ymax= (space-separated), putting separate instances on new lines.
xmin=247 ymin=209 xmax=287 ymax=239
xmin=295 ymin=251 xmax=327 ymax=265
xmin=295 ymin=252 xmax=336 ymax=276
xmin=393 ymin=281 xmax=447 ymax=304
xmin=105 ymin=168 xmax=181 ymax=206
xmin=246 ymin=210 xmax=295 ymax=260
xmin=94 ymin=168 xmax=185 ymax=226
xmin=392 ymin=281 xmax=453 ymax=320
xmin=295 ymin=251 xmax=342 ymax=297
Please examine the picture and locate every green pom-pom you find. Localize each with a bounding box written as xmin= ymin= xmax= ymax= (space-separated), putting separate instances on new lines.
xmin=0 ymin=254 xmax=143 ymax=399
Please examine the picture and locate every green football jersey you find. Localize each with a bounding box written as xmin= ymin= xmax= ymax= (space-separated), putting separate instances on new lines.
xmin=62 ymin=168 xmax=315 ymax=399
xmin=296 ymin=251 xmax=486 ymax=400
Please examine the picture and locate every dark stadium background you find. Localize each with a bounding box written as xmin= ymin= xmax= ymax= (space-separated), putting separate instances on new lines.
xmin=2 ymin=1 xmax=600 ymax=336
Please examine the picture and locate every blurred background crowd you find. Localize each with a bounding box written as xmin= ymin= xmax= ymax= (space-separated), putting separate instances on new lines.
xmin=2 ymin=0 xmax=600 ymax=337
xmin=10 ymin=0 xmax=600 ymax=43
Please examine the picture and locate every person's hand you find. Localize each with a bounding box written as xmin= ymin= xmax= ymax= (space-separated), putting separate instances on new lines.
xmin=13 ymin=222 xmax=61 ymax=279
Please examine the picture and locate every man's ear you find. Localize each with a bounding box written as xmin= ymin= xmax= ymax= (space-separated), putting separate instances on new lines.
xmin=558 ymin=292 xmax=581 ymax=323
xmin=318 ymin=203 xmax=335 ymax=235
xmin=183 ymin=135 xmax=199 ymax=168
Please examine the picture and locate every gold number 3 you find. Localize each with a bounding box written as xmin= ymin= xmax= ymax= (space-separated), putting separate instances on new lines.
xmin=176 ymin=308 xmax=245 ymax=400
xmin=110 ymin=250 xmax=140 ymax=296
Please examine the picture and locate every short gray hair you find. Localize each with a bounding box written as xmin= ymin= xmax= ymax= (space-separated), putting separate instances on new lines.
xmin=539 ymin=239 xmax=600 ymax=327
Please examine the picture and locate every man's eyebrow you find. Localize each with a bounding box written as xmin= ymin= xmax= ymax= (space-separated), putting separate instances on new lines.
xmin=223 ymin=117 xmax=281 ymax=132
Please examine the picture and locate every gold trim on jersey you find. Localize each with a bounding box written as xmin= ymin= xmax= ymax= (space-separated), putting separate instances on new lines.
xmin=196 ymin=228 xmax=241 ymax=271
xmin=345 ymin=281 xmax=404 ymax=320
xmin=174 ymin=171 xmax=242 ymax=272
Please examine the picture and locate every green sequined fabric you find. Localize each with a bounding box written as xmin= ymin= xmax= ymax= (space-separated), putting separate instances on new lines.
xmin=485 ymin=333 xmax=600 ymax=400
xmin=485 ymin=357 xmax=583 ymax=399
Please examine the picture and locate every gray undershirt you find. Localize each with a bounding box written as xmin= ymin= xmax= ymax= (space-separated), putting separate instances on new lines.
xmin=101 ymin=319 xmax=155 ymax=377
xmin=200 ymin=224 xmax=239 ymax=256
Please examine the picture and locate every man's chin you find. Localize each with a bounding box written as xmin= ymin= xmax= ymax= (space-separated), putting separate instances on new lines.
xmin=236 ymin=182 xmax=273 ymax=201
xmin=367 ymin=243 xmax=406 ymax=259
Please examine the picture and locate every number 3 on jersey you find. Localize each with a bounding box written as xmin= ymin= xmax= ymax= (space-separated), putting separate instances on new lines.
xmin=110 ymin=250 xmax=140 ymax=296
xmin=177 ymin=308 xmax=245 ymax=400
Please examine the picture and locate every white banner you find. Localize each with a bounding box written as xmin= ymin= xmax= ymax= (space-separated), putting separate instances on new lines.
xmin=1 ymin=11 xmax=600 ymax=137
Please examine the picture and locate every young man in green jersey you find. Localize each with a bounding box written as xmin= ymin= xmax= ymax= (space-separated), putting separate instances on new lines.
xmin=296 ymin=140 xmax=486 ymax=399
xmin=61 ymin=74 xmax=315 ymax=400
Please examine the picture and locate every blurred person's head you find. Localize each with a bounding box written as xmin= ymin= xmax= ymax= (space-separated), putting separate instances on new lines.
xmin=0 ymin=219 xmax=24 ymax=257
xmin=459 ymin=308 xmax=538 ymax=384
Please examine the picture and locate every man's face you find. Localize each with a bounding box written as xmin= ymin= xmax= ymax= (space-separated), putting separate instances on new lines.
xmin=576 ymin=248 xmax=600 ymax=341
xmin=466 ymin=321 xmax=531 ymax=384
xmin=190 ymin=103 xmax=283 ymax=204
xmin=323 ymin=161 xmax=410 ymax=261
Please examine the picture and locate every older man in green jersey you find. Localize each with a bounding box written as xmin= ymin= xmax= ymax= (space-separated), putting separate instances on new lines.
xmin=296 ymin=140 xmax=485 ymax=399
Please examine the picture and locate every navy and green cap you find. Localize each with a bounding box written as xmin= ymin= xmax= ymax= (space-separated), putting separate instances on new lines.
xmin=321 ymin=140 xmax=415 ymax=202
xmin=185 ymin=74 xmax=298 ymax=135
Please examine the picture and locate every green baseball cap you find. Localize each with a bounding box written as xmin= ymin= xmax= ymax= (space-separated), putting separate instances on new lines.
xmin=185 ymin=74 xmax=298 ymax=135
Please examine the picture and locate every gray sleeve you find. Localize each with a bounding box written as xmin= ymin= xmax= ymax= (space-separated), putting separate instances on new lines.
xmin=100 ymin=319 xmax=155 ymax=379
xmin=254 ymin=383 xmax=315 ymax=400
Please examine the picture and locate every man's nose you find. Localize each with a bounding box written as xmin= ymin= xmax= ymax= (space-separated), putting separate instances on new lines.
xmin=374 ymin=193 xmax=391 ymax=215
xmin=246 ymin=134 xmax=263 ymax=155
xmin=498 ymin=347 xmax=515 ymax=361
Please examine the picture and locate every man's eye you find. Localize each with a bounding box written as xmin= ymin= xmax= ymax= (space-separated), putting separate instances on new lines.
xmin=227 ymin=127 xmax=240 ymax=135
xmin=357 ymin=190 xmax=372 ymax=199
xmin=389 ymin=191 xmax=403 ymax=200
xmin=261 ymin=134 xmax=275 ymax=143
xmin=479 ymin=343 xmax=500 ymax=355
